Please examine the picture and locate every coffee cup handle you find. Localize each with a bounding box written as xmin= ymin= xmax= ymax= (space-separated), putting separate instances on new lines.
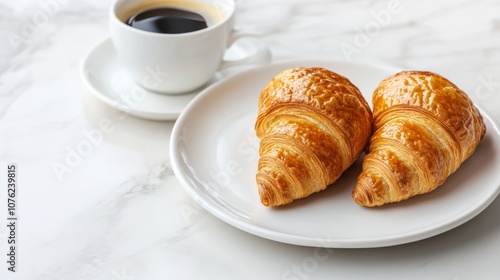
xmin=218 ymin=32 xmax=272 ymax=70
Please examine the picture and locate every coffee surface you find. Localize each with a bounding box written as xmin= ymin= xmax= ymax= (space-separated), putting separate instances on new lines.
xmin=127 ymin=7 xmax=208 ymax=34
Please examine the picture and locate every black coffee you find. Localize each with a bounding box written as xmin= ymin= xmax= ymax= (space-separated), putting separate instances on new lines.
xmin=126 ymin=8 xmax=208 ymax=34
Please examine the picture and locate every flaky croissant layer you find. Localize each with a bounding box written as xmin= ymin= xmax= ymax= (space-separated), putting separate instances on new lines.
xmin=353 ymin=71 xmax=486 ymax=207
xmin=255 ymin=67 xmax=372 ymax=206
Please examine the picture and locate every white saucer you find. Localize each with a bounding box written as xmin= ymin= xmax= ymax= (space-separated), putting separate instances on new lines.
xmin=80 ymin=38 xmax=200 ymax=121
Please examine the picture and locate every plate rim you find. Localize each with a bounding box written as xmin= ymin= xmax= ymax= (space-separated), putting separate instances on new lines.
xmin=170 ymin=58 xmax=500 ymax=248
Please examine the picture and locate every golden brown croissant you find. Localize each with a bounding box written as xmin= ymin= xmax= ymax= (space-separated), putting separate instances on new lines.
xmin=255 ymin=67 xmax=372 ymax=206
xmin=353 ymin=71 xmax=486 ymax=207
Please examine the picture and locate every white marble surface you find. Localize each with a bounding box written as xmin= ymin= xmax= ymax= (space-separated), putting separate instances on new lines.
xmin=1 ymin=0 xmax=500 ymax=279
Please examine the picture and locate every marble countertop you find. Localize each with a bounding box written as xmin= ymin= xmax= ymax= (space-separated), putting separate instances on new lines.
xmin=1 ymin=0 xmax=500 ymax=279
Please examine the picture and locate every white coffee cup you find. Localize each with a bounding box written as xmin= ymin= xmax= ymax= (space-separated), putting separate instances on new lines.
xmin=110 ymin=0 xmax=270 ymax=94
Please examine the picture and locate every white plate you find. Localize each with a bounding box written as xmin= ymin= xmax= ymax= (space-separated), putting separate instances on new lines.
xmin=170 ymin=59 xmax=500 ymax=248
xmin=80 ymin=38 xmax=199 ymax=121
xmin=80 ymin=38 xmax=270 ymax=121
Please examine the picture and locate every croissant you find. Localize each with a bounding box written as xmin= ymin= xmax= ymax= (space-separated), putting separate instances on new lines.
xmin=255 ymin=67 xmax=372 ymax=206
xmin=353 ymin=71 xmax=486 ymax=207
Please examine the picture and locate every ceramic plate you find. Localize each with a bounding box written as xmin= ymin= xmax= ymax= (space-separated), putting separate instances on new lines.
xmin=80 ymin=38 xmax=270 ymax=121
xmin=80 ymin=38 xmax=200 ymax=121
xmin=170 ymin=59 xmax=500 ymax=248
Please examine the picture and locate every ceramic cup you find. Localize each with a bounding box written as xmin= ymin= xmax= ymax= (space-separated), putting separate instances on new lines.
xmin=110 ymin=0 xmax=270 ymax=94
